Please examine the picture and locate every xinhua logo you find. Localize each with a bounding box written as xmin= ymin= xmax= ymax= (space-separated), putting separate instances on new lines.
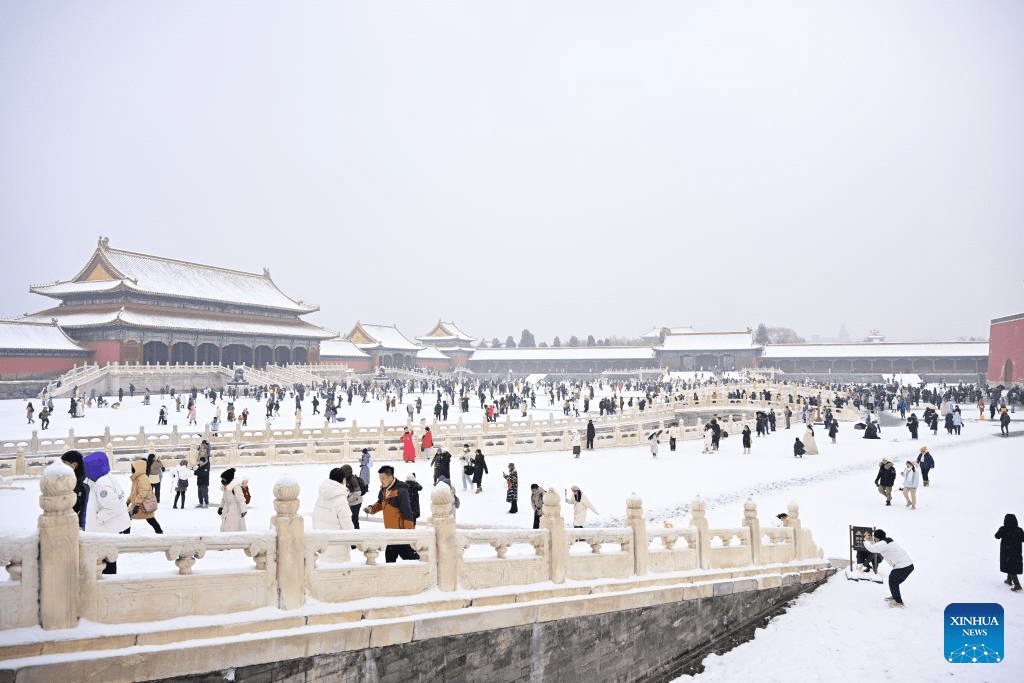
xmin=945 ymin=603 xmax=1004 ymax=663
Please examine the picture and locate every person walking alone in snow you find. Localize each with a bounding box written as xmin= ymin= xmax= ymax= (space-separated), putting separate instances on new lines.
xmin=995 ymin=513 xmax=1024 ymax=592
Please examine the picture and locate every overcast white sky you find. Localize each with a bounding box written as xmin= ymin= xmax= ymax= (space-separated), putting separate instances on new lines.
xmin=1 ymin=1 xmax=1021 ymax=345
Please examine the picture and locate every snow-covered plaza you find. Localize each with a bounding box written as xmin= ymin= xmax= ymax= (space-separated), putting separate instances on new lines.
xmin=0 ymin=384 xmax=1020 ymax=682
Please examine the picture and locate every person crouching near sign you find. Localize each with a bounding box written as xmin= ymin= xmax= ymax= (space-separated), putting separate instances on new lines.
xmin=364 ymin=465 xmax=420 ymax=562
xmin=863 ymin=528 xmax=914 ymax=607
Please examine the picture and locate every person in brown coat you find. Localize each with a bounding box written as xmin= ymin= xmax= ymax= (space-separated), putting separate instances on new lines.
xmin=364 ymin=465 xmax=418 ymax=562
xmin=128 ymin=459 xmax=163 ymax=533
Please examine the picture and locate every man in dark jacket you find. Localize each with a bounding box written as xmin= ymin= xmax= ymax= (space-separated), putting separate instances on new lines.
xmin=585 ymin=420 xmax=596 ymax=450
xmin=874 ymin=459 xmax=897 ymax=505
xmin=364 ymin=465 xmax=419 ymax=562
xmin=915 ymin=446 xmax=934 ymax=486
xmin=195 ymin=454 xmax=211 ymax=508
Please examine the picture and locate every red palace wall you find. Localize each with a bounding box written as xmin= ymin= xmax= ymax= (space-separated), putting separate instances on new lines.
xmin=988 ymin=314 xmax=1024 ymax=384
xmin=84 ymin=340 xmax=125 ymax=364
xmin=322 ymin=359 xmax=373 ymax=372
xmin=0 ymin=356 xmax=85 ymax=378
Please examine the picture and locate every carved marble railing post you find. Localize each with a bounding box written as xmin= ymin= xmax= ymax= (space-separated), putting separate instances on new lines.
xmin=67 ymin=428 xmax=76 ymax=450
xmin=624 ymin=493 xmax=647 ymax=576
xmin=16 ymin=448 xmax=26 ymax=476
xmin=541 ymin=488 xmax=567 ymax=584
xmin=743 ymin=499 xmax=760 ymax=566
xmin=432 ymin=484 xmax=458 ymax=592
xmin=787 ymin=502 xmax=803 ymax=559
xmin=30 ymin=431 xmax=40 ymax=454
xmin=690 ymin=497 xmax=710 ymax=569
xmin=272 ymin=477 xmax=304 ymax=610
xmin=38 ymin=460 xmax=80 ymax=629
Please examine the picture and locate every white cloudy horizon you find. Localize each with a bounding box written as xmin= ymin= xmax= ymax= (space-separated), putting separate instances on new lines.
xmin=2 ymin=1 xmax=1021 ymax=346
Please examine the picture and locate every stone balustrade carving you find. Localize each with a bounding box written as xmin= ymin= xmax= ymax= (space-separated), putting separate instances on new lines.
xmin=3 ymin=382 xmax=861 ymax=477
xmin=4 ymin=465 xmax=829 ymax=632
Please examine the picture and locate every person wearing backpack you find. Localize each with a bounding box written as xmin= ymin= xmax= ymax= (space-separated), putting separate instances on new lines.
xmin=915 ymin=446 xmax=935 ymax=487
xmin=405 ymin=473 xmax=423 ymax=522
xmin=340 ymin=464 xmax=367 ymax=529
xmin=364 ymin=465 xmax=419 ymax=562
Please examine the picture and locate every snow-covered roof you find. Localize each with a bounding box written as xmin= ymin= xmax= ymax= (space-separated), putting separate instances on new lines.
xmin=416 ymin=347 xmax=450 ymax=360
xmin=0 ymin=320 xmax=89 ymax=353
xmin=30 ymin=239 xmax=317 ymax=313
xmin=416 ymin=321 xmax=478 ymax=344
xmin=761 ymin=342 xmax=990 ymax=359
xmin=20 ymin=308 xmax=333 ymax=339
xmin=318 ymin=338 xmax=371 ymax=359
xmin=346 ymin=323 xmax=423 ymax=351
xmin=471 ymin=346 xmax=656 ymax=361
xmin=657 ymin=331 xmax=755 ymax=351
xmin=641 ymin=326 xmax=695 ymax=339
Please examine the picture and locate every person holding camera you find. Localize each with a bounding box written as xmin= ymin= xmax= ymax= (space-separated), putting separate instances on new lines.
xmin=863 ymin=528 xmax=914 ymax=607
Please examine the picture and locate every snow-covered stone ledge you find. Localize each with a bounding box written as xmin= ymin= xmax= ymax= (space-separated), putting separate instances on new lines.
xmin=1 ymin=468 xmax=827 ymax=634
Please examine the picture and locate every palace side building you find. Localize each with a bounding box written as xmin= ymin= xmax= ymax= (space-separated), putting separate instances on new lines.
xmin=20 ymin=238 xmax=333 ymax=367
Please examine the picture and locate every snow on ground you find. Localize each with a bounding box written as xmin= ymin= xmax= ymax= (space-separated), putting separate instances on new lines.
xmin=0 ymin=391 xmax=1022 ymax=681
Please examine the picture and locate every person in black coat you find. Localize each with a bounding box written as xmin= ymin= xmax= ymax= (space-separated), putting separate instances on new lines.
xmin=863 ymin=420 xmax=879 ymax=439
xmin=472 ymin=449 xmax=489 ymax=493
xmin=906 ymin=413 xmax=919 ymax=439
xmin=874 ymin=459 xmax=897 ymax=505
xmin=996 ymin=513 xmax=1024 ymax=592
xmin=195 ymin=453 xmax=211 ymax=508
xmin=405 ymin=473 xmax=423 ymax=522
xmin=585 ymin=420 xmax=596 ymax=450
xmin=915 ymin=446 xmax=934 ymax=487
xmin=60 ymin=450 xmax=89 ymax=530
xmin=793 ymin=438 xmax=805 ymax=458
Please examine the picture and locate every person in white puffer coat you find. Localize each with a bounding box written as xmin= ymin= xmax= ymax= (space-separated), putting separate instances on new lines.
xmin=313 ymin=467 xmax=354 ymax=563
xmin=565 ymin=485 xmax=599 ymax=527
xmin=900 ymin=461 xmax=920 ymax=510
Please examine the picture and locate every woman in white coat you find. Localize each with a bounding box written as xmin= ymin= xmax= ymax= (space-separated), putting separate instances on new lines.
xmin=900 ymin=461 xmax=920 ymax=510
xmin=313 ymin=467 xmax=354 ymax=562
xmin=218 ymin=467 xmax=247 ymax=532
xmin=565 ymin=485 xmax=599 ymax=528
xmin=83 ymin=450 xmax=132 ymax=574
xmin=802 ymin=424 xmax=819 ymax=455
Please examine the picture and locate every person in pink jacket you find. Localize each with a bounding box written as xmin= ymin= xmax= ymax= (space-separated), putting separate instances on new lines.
xmin=401 ymin=428 xmax=416 ymax=462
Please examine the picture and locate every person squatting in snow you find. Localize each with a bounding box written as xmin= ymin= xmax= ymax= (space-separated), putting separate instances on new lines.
xmin=863 ymin=528 xmax=914 ymax=607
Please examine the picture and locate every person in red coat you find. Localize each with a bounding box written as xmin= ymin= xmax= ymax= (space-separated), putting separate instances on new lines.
xmin=421 ymin=427 xmax=433 ymax=454
xmin=401 ymin=428 xmax=416 ymax=462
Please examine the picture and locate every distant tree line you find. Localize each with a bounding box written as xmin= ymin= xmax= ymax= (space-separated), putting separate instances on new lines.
xmin=484 ymin=329 xmax=646 ymax=348
xmin=754 ymin=323 xmax=805 ymax=345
